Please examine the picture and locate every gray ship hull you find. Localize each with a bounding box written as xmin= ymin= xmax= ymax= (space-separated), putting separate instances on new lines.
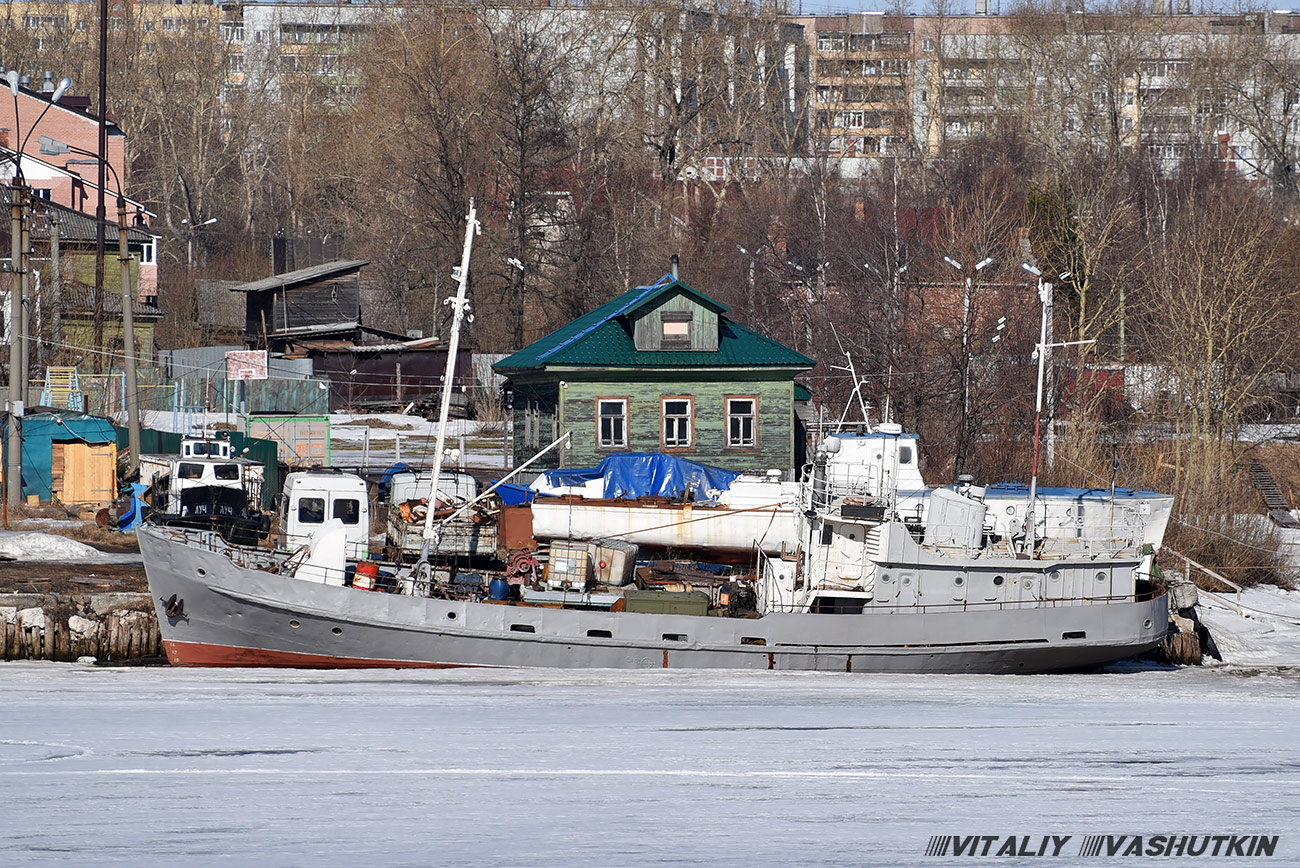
xmin=140 ymin=527 xmax=1170 ymax=674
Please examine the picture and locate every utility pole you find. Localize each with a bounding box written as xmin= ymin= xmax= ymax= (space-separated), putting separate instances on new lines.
xmin=7 ymin=184 xmax=24 ymax=507
xmin=118 ymin=197 xmax=140 ymax=473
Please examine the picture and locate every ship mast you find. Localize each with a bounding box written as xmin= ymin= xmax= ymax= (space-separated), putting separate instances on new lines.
xmin=419 ymin=203 xmax=479 ymax=564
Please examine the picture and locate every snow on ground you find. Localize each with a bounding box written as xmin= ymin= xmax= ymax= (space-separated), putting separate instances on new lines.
xmin=1198 ymin=584 xmax=1300 ymax=668
xmin=0 ymin=530 xmax=140 ymax=564
xmin=1 ymin=665 xmax=1296 ymax=867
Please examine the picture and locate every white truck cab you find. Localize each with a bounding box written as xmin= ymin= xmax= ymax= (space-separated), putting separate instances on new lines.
xmin=280 ymin=471 xmax=371 ymax=559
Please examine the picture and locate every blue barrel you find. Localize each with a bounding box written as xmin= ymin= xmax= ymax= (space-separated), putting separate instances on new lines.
xmin=487 ymin=578 xmax=510 ymax=601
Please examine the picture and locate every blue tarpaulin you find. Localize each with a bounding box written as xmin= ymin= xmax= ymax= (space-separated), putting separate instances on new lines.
xmin=492 ymin=482 xmax=542 ymax=506
xmin=118 ymin=482 xmax=149 ymax=531
xmin=535 ymin=453 xmax=740 ymax=501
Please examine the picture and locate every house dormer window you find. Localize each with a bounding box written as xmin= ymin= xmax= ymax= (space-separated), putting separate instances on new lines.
xmin=660 ymin=309 xmax=693 ymax=350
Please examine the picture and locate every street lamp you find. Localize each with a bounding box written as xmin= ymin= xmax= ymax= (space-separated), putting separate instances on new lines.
xmin=41 ymin=135 xmax=144 ymax=473
xmin=181 ymin=216 xmax=217 ymax=268
xmin=4 ymin=72 xmax=72 ymax=509
xmin=943 ymin=254 xmax=994 ymax=475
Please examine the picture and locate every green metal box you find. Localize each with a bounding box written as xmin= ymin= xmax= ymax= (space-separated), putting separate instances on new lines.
xmin=623 ymin=589 xmax=710 ymax=617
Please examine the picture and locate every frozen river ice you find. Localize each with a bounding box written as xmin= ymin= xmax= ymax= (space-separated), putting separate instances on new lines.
xmin=2 ymin=664 xmax=1298 ymax=866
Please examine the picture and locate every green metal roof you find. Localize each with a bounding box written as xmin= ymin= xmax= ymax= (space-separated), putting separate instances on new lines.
xmin=494 ymin=275 xmax=813 ymax=373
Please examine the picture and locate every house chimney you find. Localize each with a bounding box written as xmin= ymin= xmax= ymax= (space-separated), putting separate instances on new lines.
xmin=670 ymin=253 xmax=679 ymax=280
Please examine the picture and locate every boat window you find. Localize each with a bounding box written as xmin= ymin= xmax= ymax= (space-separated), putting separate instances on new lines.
xmin=992 ymin=575 xmax=1005 ymax=586
xmin=587 ymin=629 xmax=613 ymax=638
xmin=333 ymin=498 xmax=361 ymax=525
xmin=899 ymin=445 xmax=913 ymax=464
xmin=820 ymin=523 xmax=833 ymax=546
xmin=298 ymin=497 xmax=325 ymax=524
xmin=178 ymin=463 xmax=205 ymax=479
xmin=190 ymin=442 xmax=210 ymax=456
xmin=510 ymin=624 xmax=536 ymax=633
xmin=662 ymin=633 xmax=686 ymax=642
xmin=740 ymin=636 xmax=766 ymax=646
xmin=214 ymin=464 xmax=240 ymax=480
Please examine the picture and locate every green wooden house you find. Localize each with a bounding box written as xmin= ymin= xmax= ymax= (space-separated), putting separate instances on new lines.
xmin=493 ymin=275 xmax=814 ymax=472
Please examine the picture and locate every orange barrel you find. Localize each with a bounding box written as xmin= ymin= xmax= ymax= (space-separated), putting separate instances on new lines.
xmin=354 ymin=561 xmax=379 ymax=591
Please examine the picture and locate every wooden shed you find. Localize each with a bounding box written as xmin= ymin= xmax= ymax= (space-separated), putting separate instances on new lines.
xmin=228 ymin=259 xmax=369 ymax=353
xmin=9 ymin=413 xmax=119 ymax=505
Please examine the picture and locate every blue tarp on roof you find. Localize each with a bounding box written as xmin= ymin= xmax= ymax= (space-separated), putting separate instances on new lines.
xmin=536 ymin=453 xmax=740 ymax=501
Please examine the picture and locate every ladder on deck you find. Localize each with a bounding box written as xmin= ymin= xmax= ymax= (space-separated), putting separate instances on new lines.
xmin=1246 ymin=459 xmax=1299 ymax=528
xmin=39 ymin=366 xmax=83 ymax=412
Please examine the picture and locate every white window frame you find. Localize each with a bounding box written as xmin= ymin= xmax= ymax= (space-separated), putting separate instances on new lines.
xmin=597 ymin=398 xmax=628 ymax=450
xmin=662 ymin=397 xmax=693 ymax=449
xmin=726 ymin=397 xmax=757 ymax=448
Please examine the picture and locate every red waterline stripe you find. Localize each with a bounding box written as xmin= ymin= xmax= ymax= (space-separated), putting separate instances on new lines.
xmin=163 ymin=640 xmax=472 ymax=669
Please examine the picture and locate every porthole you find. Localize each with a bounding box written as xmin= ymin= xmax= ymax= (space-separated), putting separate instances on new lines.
xmin=1005 ymin=506 xmax=1015 ymax=515
xmin=196 ymin=568 xmax=207 ymax=577
xmin=447 ymin=611 xmax=457 ymax=620
xmin=1049 ymin=570 xmax=1062 ymax=581
xmin=1143 ymin=619 xmax=1153 ymax=629
xmin=954 ymin=577 xmax=964 ymax=586
xmin=902 ymin=576 xmax=911 ymax=585
xmin=881 ymin=573 xmax=892 ymax=583
xmin=847 ymin=532 xmax=857 ymax=541
xmin=331 ymin=627 xmax=342 ymax=635
xmin=289 ymin=619 xmax=300 ymax=629
xmin=993 ymin=575 xmax=1005 ymax=586
xmin=1095 ymin=572 xmax=1107 ymax=583
xmin=1022 ymin=579 xmax=1033 ymax=590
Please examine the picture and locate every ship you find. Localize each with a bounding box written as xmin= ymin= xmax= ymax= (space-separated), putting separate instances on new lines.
xmin=138 ymin=424 xmax=1172 ymax=673
xmin=137 ymin=205 xmax=1172 ymax=673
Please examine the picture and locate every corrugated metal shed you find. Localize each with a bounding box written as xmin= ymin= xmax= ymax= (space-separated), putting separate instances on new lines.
xmin=160 ymin=346 xmax=315 ymax=380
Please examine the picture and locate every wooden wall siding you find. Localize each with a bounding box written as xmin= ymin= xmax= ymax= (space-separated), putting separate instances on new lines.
xmin=51 ymin=441 xmax=117 ymax=504
xmin=631 ymin=294 xmax=719 ymax=352
xmin=510 ymin=381 xmax=561 ymax=468
xmin=560 ymin=378 xmax=795 ymax=472
xmin=246 ymin=278 xmax=360 ymax=336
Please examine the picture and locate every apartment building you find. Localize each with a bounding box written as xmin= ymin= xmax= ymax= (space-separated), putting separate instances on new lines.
xmin=792 ymin=6 xmax=1300 ymax=183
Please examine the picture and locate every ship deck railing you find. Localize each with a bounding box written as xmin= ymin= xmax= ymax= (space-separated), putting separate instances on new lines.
xmin=762 ymin=587 xmax=1164 ymax=615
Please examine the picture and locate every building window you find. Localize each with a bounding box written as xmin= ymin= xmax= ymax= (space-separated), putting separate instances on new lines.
xmin=922 ymin=38 xmax=936 ymax=52
xmin=662 ymin=397 xmax=693 ymax=448
xmin=660 ymin=310 xmax=692 ymax=349
xmin=727 ymin=397 xmax=756 ymax=448
xmin=597 ymin=398 xmax=628 ymax=449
